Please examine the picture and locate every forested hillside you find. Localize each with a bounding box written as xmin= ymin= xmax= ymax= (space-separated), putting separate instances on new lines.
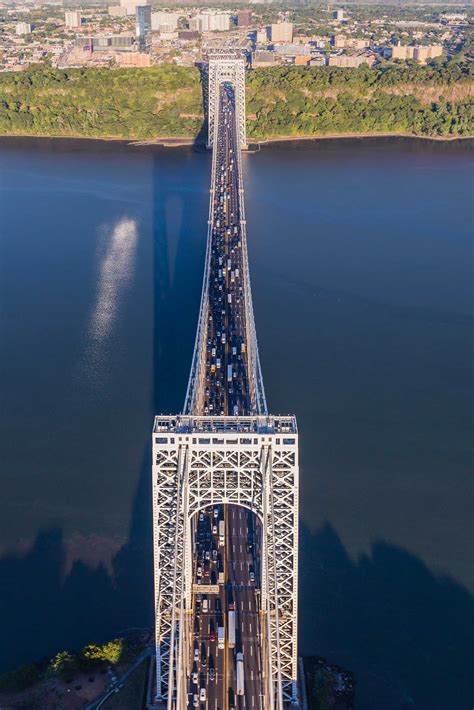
xmin=0 ymin=61 xmax=472 ymax=140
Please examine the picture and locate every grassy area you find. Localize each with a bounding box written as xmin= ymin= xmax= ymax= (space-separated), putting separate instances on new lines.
xmin=0 ymin=61 xmax=472 ymax=141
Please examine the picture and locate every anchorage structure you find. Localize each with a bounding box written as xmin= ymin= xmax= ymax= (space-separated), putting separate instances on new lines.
xmin=153 ymin=54 xmax=299 ymax=709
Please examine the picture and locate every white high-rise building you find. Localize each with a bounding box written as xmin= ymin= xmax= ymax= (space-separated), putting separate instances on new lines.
xmin=208 ymin=12 xmax=230 ymax=31
xmin=16 ymin=22 xmax=32 ymax=35
xmin=151 ymin=11 xmax=180 ymax=32
xmin=190 ymin=11 xmax=230 ymax=33
xmin=65 ymin=10 xmax=81 ymax=28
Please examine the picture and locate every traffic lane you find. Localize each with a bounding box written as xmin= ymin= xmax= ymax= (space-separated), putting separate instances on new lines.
xmin=227 ymin=511 xmax=264 ymax=709
xmin=230 ymin=523 xmax=263 ymax=709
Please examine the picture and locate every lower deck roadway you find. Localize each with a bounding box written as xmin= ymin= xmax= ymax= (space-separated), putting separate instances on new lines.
xmin=188 ymin=504 xmax=264 ymax=710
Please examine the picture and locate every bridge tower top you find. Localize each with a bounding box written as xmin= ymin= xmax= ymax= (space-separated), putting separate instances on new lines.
xmin=207 ymin=52 xmax=247 ymax=150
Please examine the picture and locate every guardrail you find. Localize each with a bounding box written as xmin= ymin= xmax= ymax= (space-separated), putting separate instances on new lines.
xmin=183 ymin=83 xmax=268 ymax=418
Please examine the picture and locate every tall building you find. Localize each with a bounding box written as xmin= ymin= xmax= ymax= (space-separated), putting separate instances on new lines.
xmin=390 ymin=43 xmax=442 ymax=64
xmin=151 ymin=11 xmax=180 ymax=32
xmin=270 ymin=22 xmax=293 ymax=43
xmin=208 ymin=12 xmax=230 ymax=32
xmin=136 ymin=4 xmax=151 ymax=50
xmin=65 ymin=10 xmax=81 ymax=28
xmin=236 ymin=10 xmax=252 ymax=27
xmin=189 ymin=11 xmax=230 ymax=33
xmin=15 ymin=22 xmax=32 ymax=35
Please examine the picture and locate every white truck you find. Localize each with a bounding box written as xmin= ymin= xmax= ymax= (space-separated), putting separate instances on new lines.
xmin=219 ymin=520 xmax=225 ymax=547
xmin=228 ymin=610 xmax=236 ymax=649
xmin=218 ymin=626 xmax=225 ymax=649
xmin=236 ymin=652 xmax=244 ymax=696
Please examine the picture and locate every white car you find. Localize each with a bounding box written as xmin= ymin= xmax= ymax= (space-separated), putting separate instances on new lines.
xmin=192 ymin=671 xmax=198 ymax=684
xmin=193 ymin=694 xmax=199 ymax=707
xmin=199 ymin=688 xmax=206 ymax=702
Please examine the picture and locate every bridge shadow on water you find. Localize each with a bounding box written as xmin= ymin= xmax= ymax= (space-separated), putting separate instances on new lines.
xmin=0 ymin=146 xmax=209 ymax=673
xmin=299 ymin=521 xmax=473 ymax=710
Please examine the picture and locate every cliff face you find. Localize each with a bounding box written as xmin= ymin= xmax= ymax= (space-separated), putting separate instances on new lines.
xmin=245 ymin=64 xmax=474 ymax=139
xmin=0 ymin=63 xmax=472 ymax=141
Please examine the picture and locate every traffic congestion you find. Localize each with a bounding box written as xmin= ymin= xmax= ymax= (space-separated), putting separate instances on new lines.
xmin=189 ymin=504 xmax=263 ymax=710
xmin=202 ymin=83 xmax=251 ymax=418
xmin=187 ymin=81 xmax=265 ymax=710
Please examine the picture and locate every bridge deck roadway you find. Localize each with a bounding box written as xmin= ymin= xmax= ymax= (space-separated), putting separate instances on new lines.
xmin=196 ymin=84 xmax=252 ymax=419
xmin=187 ymin=84 xmax=266 ymax=710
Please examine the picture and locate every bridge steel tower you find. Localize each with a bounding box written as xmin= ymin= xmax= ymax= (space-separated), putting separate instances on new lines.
xmin=207 ymin=52 xmax=247 ymax=149
xmin=152 ymin=55 xmax=299 ymax=709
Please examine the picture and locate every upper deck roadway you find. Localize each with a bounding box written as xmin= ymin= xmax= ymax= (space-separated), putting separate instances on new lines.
xmin=186 ymin=84 xmax=266 ymax=710
xmin=201 ymin=84 xmax=251 ymax=418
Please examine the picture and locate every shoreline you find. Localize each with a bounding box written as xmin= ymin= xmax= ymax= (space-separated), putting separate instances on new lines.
xmin=0 ymin=131 xmax=472 ymax=149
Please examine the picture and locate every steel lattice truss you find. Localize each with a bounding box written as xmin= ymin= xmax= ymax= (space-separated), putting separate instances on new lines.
xmin=207 ymin=53 xmax=247 ymax=149
xmin=153 ymin=417 xmax=299 ymax=706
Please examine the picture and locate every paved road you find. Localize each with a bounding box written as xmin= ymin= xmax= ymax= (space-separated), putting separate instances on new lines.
xmin=188 ymin=504 xmax=263 ymax=710
xmin=186 ymin=83 xmax=265 ymax=710
xmin=201 ymin=84 xmax=251 ymax=418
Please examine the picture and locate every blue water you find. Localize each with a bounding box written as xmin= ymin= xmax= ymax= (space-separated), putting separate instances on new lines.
xmin=0 ymin=136 xmax=472 ymax=709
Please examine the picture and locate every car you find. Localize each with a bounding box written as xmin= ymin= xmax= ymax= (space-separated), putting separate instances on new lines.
xmin=205 ymin=550 xmax=210 ymax=561
xmin=213 ymin=508 xmax=219 ymax=519
xmin=199 ymin=688 xmax=206 ymax=702
xmin=194 ymin=646 xmax=199 ymax=661
xmin=212 ymin=549 xmax=217 ymax=561
xmin=192 ymin=671 xmax=198 ymax=684
xmin=212 ymin=525 xmax=218 ymax=535
xmin=193 ymin=694 xmax=199 ymax=707
xmin=199 ymin=513 xmax=204 ymax=523
xmin=210 ymin=630 xmax=216 ymax=642
xmin=209 ymin=668 xmax=215 ymax=682
xmin=197 ymin=566 xmax=202 ymax=578
xmin=249 ymin=570 xmax=255 ymax=583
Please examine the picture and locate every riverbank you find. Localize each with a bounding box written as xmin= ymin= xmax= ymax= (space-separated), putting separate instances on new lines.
xmin=1 ymin=131 xmax=472 ymax=150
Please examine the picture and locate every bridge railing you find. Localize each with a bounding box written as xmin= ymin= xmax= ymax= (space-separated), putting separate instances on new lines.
xmin=182 ymin=107 xmax=219 ymax=415
xmin=234 ymin=124 xmax=268 ymax=415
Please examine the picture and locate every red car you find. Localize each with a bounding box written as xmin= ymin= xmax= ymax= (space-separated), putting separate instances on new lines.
xmin=210 ymin=630 xmax=216 ymax=642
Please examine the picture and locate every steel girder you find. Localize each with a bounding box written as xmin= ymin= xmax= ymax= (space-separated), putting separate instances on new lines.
xmin=152 ymin=417 xmax=299 ymax=707
xmin=207 ymin=53 xmax=247 ymax=150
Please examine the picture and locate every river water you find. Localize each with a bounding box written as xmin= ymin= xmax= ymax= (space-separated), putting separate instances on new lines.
xmin=0 ymin=136 xmax=472 ymax=710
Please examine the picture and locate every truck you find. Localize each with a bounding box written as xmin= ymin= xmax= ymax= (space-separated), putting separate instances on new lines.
xmin=218 ymin=626 xmax=225 ymax=649
xmin=219 ymin=520 xmax=225 ymax=547
xmin=228 ymin=610 xmax=236 ymax=649
xmin=236 ymin=652 xmax=244 ymax=696
xmin=227 ymin=365 xmax=233 ymax=383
